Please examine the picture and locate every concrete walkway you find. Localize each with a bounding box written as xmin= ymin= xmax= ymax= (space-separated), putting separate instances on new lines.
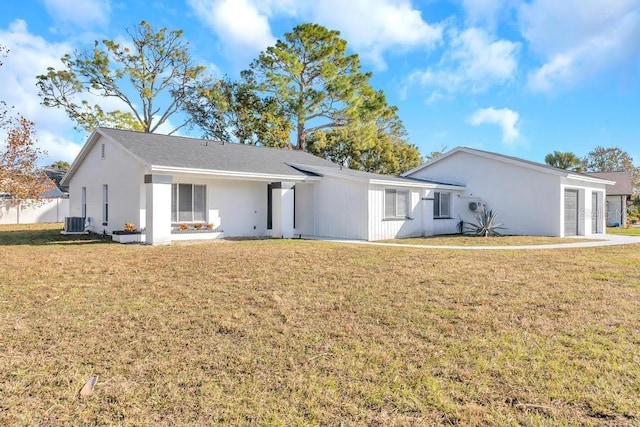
xmin=309 ymin=233 xmax=640 ymax=250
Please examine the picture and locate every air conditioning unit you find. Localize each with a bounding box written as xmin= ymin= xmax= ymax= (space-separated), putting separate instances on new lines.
xmin=468 ymin=200 xmax=484 ymax=212
xmin=64 ymin=217 xmax=86 ymax=233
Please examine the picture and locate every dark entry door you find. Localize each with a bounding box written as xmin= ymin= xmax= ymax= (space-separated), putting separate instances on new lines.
xmin=564 ymin=189 xmax=579 ymax=236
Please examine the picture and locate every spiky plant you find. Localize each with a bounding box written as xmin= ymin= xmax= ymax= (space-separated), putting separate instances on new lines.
xmin=464 ymin=208 xmax=506 ymax=237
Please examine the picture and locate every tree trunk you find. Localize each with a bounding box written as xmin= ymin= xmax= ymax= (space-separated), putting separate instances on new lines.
xmin=297 ymin=121 xmax=306 ymax=151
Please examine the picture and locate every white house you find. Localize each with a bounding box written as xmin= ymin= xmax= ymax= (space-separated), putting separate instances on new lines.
xmin=61 ymin=128 xmax=463 ymax=244
xmin=586 ymin=171 xmax=633 ymax=227
xmin=403 ymin=147 xmax=614 ymax=237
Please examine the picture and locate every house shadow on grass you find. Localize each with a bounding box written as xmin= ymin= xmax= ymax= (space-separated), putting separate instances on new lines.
xmin=0 ymin=228 xmax=114 ymax=246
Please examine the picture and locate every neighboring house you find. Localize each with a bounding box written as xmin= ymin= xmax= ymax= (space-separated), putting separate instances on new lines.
xmin=586 ymin=171 xmax=633 ymax=226
xmin=62 ymin=128 xmax=463 ymax=244
xmin=403 ymin=147 xmax=613 ymax=237
xmin=0 ymin=170 xmax=69 ymax=225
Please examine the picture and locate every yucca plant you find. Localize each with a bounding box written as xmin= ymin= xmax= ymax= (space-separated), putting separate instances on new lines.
xmin=464 ymin=208 xmax=506 ymax=237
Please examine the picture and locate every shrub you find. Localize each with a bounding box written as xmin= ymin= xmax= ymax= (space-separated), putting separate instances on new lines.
xmin=178 ymin=223 xmax=188 ymax=231
xmin=464 ymin=208 xmax=506 ymax=237
xmin=124 ymin=222 xmax=136 ymax=232
xmin=194 ymin=223 xmax=203 ymax=230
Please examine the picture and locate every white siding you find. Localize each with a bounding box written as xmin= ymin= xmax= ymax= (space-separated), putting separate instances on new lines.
xmin=560 ymin=178 xmax=607 ymax=236
xmin=314 ymin=176 xmax=368 ymax=240
xmin=367 ymin=186 xmax=424 ymax=240
xmin=409 ymin=151 xmax=563 ymax=236
xmin=68 ymin=135 xmax=144 ymax=234
xmin=294 ymin=183 xmax=315 ymax=236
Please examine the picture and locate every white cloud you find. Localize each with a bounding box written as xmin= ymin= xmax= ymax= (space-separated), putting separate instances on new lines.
xmin=305 ymin=0 xmax=443 ymax=69
xmin=468 ymin=107 xmax=520 ymax=143
xmin=188 ymin=0 xmax=442 ymax=69
xmin=43 ymin=0 xmax=110 ymax=28
xmin=187 ymin=0 xmax=277 ymax=58
xmin=519 ymin=0 xmax=640 ymax=93
xmin=409 ymin=27 xmax=520 ymax=96
xmin=0 ymin=20 xmax=84 ymax=163
xmin=462 ymin=0 xmax=512 ymax=29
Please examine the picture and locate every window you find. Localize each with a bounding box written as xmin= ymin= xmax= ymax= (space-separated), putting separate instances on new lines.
xmin=81 ymin=187 xmax=87 ymax=218
xmin=385 ymin=189 xmax=409 ymax=219
xmin=102 ymin=184 xmax=108 ymax=224
xmin=171 ymin=183 xmax=206 ymax=222
xmin=433 ymin=191 xmax=451 ymax=218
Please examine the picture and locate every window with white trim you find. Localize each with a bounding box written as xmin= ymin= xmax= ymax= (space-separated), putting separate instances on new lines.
xmin=433 ymin=191 xmax=451 ymax=218
xmin=81 ymin=187 xmax=87 ymax=218
xmin=385 ymin=189 xmax=409 ymax=219
xmin=171 ymin=183 xmax=206 ymax=222
xmin=102 ymin=184 xmax=108 ymax=224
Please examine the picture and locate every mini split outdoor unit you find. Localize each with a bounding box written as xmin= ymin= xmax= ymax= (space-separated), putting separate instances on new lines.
xmin=468 ymin=200 xmax=484 ymax=212
xmin=64 ymin=217 xmax=86 ymax=233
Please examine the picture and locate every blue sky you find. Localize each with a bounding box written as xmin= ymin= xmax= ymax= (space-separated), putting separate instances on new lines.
xmin=0 ymin=0 xmax=639 ymax=167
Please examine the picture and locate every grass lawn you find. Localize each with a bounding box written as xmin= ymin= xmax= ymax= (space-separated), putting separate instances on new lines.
xmin=607 ymin=226 xmax=640 ymax=236
xmin=1 ymin=223 xmax=639 ymax=425
xmin=382 ymin=235 xmax=603 ymax=246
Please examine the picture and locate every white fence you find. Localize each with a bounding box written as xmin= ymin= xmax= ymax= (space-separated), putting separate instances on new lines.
xmin=0 ymin=198 xmax=69 ymax=225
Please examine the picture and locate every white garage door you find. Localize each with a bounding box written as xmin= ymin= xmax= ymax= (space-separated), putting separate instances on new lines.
xmin=564 ymin=189 xmax=579 ymax=236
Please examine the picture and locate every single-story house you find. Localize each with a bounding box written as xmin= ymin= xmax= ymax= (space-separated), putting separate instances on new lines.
xmin=403 ymin=147 xmax=614 ymax=237
xmin=586 ymin=171 xmax=633 ymax=226
xmin=61 ymin=128 xmax=464 ymax=244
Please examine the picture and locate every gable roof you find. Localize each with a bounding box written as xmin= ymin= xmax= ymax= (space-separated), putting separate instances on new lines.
xmin=63 ymin=128 xmax=340 ymax=184
xmin=62 ymin=128 xmax=456 ymax=189
xmin=403 ymin=146 xmax=615 ymax=185
xmin=586 ymin=171 xmax=633 ymax=195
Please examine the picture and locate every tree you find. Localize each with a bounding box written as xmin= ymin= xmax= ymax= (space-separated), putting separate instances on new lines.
xmin=184 ymin=77 xmax=292 ymax=147
xmin=583 ymin=146 xmax=640 ymax=192
xmin=544 ymin=151 xmax=583 ymax=171
xmin=425 ymin=146 xmax=448 ymax=162
xmin=50 ymin=160 xmax=70 ymax=170
xmin=37 ymin=21 xmax=209 ymax=134
xmin=0 ymin=45 xmax=11 ymax=128
xmin=242 ymin=23 xmax=395 ymax=151
xmin=0 ymin=117 xmax=53 ymax=199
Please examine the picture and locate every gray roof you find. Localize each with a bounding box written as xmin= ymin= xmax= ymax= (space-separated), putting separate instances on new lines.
xmin=586 ymin=171 xmax=633 ymax=195
xmin=291 ymin=163 xmax=462 ymax=187
xmin=99 ymin=128 xmax=338 ymax=177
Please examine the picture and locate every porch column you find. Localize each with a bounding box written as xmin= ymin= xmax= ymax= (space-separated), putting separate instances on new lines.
xmin=271 ymin=182 xmax=295 ymax=238
xmin=422 ymin=190 xmax=434 ymax=236
xmin=144 ymin=174 xmax=172 ymax=245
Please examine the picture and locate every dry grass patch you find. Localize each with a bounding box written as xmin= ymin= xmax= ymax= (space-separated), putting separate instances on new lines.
xmin=383 ymin=235 xmax=603 ymax=246
xmin=1 ymin=224 xmax=639 ymax=425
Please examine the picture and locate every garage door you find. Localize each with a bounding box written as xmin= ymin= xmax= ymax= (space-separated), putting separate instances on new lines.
xmin=564 ymin=189 xmax=579 ymax=236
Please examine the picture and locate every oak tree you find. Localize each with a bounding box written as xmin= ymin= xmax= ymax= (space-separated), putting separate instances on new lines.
xmin=0 ymin=117 xmax=53 ymax=199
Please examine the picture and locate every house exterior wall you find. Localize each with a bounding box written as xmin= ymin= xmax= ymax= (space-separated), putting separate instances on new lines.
xmin=294 ymin=182 xmax=315 ymax=236
xmin=560 ymin=178 xmax=607 ymax=236
xmin=367 ymin=186 xmax=425 ymax=240
xmin=68 ymin=135 xmax=145 ymax=234
xmin=605 ymin=195 xmax=626 ymax=226
xmin=172 ymin=177 xmax=269 ymax=238
xmin=408 ymin=152 xmax=563 ymax=236
xmin=0 ymin=198 xmax=69 ymax=224
xmin=313 ymin=176 xmax=368 ymax=240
